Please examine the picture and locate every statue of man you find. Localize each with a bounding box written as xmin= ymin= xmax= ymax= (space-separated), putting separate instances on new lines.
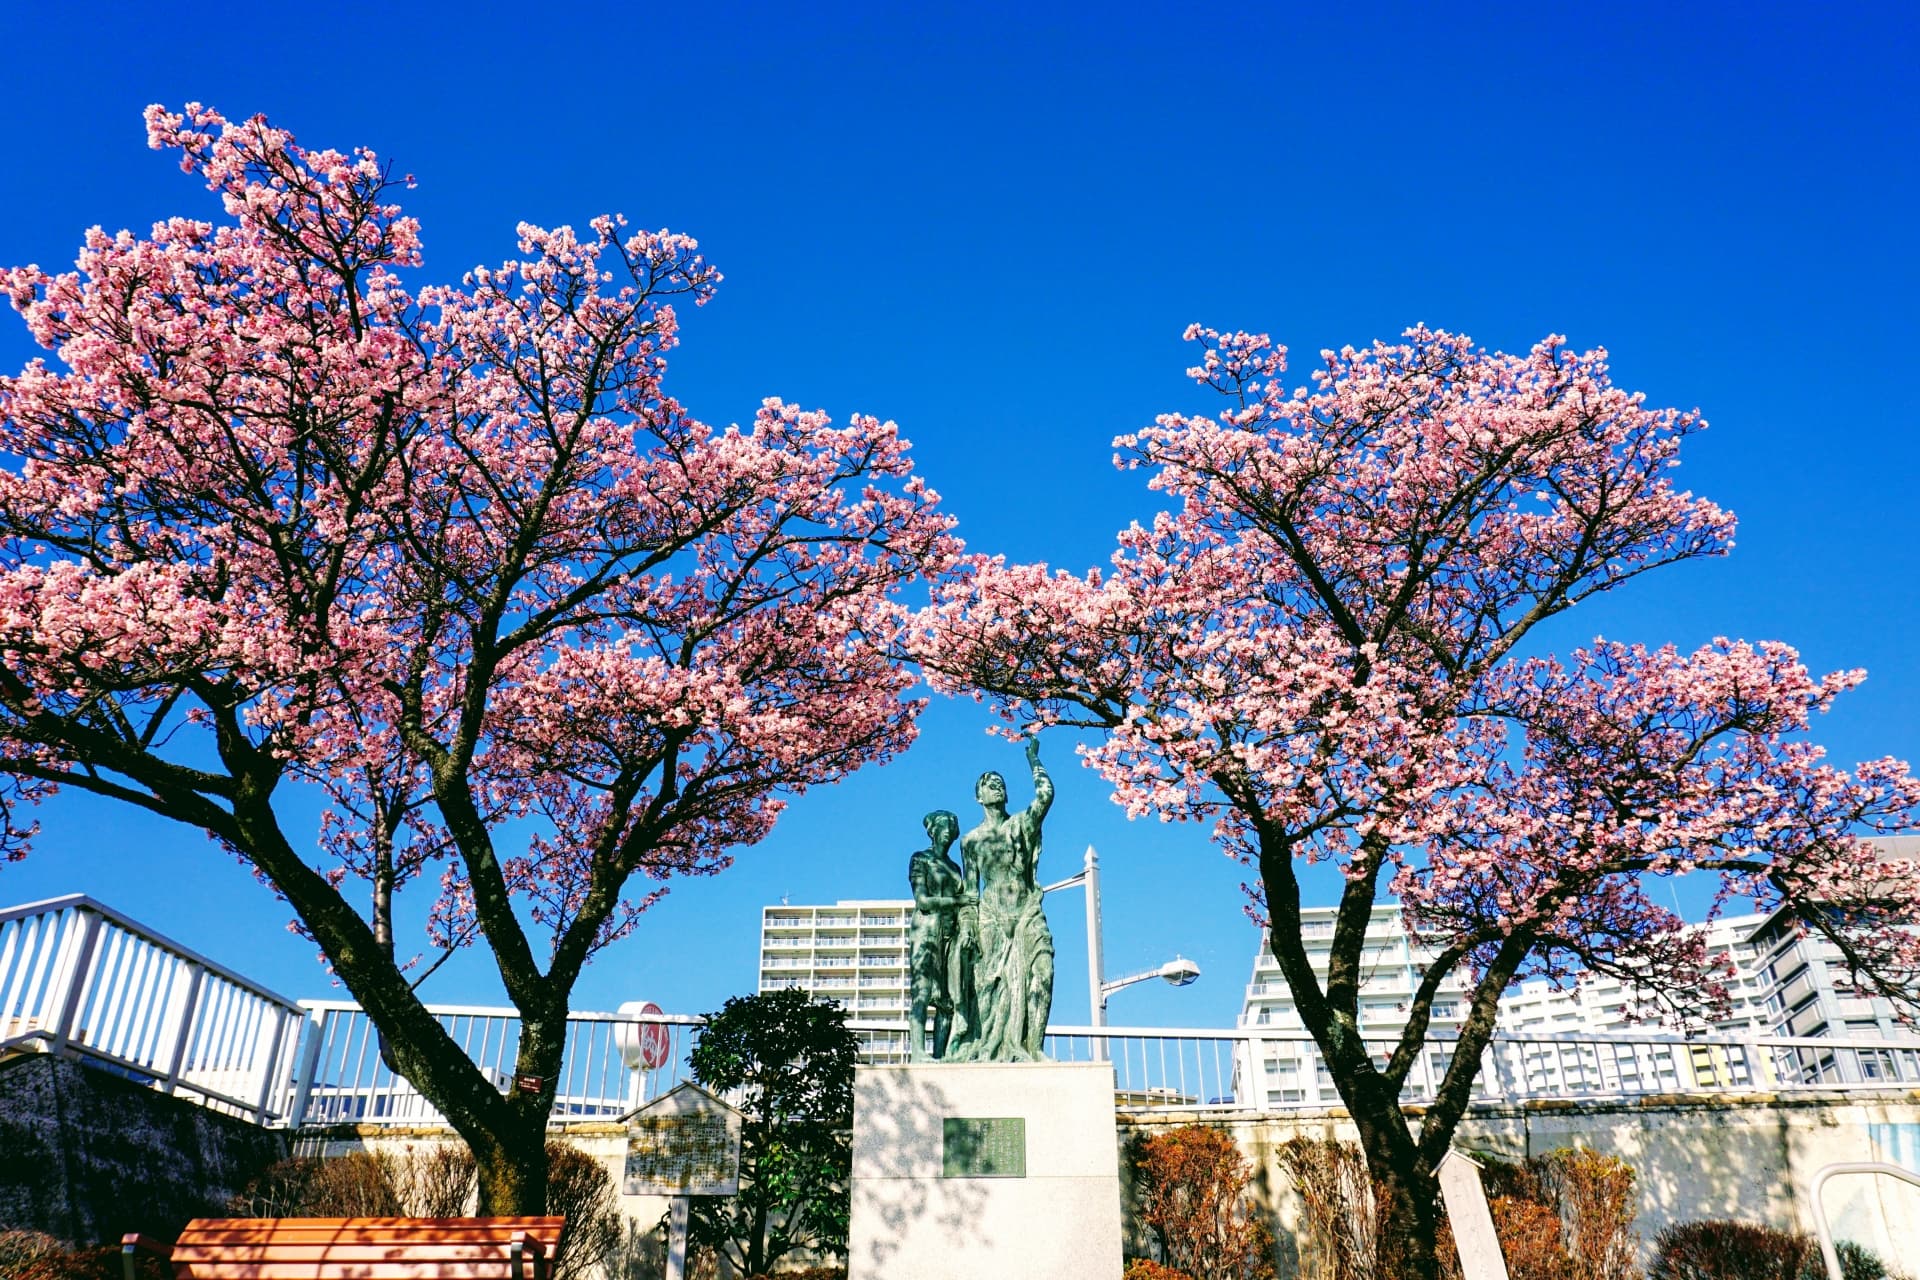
xmin=960 ymin=738 xmax=1054 ymax=1062
xmin=907 ymin=809 xmax=975 ymax=1061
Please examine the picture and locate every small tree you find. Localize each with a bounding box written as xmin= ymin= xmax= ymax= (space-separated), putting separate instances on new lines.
xmin=685 ymin=990 xmax=857 ymax=1277
xmin=0 ymin=104 xmax=954 ymax=1213
xmin=916 ymin=324 xmax=1920 ymax=1280
xmin=1133 ymin=1125 xmax=1274 ymax=1280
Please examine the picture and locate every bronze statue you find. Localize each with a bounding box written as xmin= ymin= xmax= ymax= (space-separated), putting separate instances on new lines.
xmin=907 ymin=809 xmax=976 ymax=1061
xmin=957 ymin=738 xmax=1054 ymax=1062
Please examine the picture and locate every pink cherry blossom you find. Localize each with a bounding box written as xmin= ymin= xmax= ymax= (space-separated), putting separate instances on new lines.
xmin=913 ymin=322 xmax=1917 ymax=1278
xmin=0 ymin=104 xmax=957 ymax=1212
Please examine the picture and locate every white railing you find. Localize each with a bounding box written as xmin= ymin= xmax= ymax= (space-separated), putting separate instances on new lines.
xmin=1042 ymin=1025 xmax=1920 ymax=1112
xmin=14 ymin=893 xmax=1920 ymax=1131
xmin=291 ymin=1001 xmax=708 ymax=1127
xmin=290 ymin=1005 xmax=929 ymax=1125
xmin=0 ymin=894 xmax=307 ymax=1123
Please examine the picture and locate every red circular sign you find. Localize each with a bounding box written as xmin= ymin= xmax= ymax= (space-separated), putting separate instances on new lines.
xmin=618 ymin=1000 xmax=672 ymax=1069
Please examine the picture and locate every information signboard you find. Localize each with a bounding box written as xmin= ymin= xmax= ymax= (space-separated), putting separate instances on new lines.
xmin=622 ymin=1081 xmax=743 ymax=1197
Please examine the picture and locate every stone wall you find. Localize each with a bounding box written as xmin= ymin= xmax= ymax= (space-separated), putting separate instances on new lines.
xmin=0 ymin=1052 xmax=287 ymax=1244
xmin=1123 ymin=1089 xmax=1920 ymax=1275
xmin=302 ymin=1088 xmax=1920 ymax=1277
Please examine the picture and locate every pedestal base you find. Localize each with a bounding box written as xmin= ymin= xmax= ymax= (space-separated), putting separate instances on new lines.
xmin=847 ymin=1061 xmax=1122 ymax=1280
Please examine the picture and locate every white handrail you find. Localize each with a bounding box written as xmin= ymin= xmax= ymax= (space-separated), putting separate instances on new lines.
xmin=1806 ymin=1160 xmax=1920 ymax=1280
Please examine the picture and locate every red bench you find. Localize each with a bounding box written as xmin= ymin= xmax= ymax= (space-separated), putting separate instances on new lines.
xmin=122 ymin=1216 xmax=567 ymax=1280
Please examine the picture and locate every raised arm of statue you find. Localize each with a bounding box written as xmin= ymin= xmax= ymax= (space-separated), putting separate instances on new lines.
xmin=1022 ymin=737 xmax=1053 ymax=830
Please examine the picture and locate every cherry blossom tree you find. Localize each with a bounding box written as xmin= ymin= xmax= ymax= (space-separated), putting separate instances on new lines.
xmin=916 ymin=325 xmax=1920 ymax=1280
xmin=0 ymin=104 xmax=956 ymax=1212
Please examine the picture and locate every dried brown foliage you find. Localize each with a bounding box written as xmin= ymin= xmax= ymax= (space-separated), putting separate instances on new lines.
xmin=1126 ymin=1260 xmax=1198 ymax=1280
xmin=226 ymin=1142 xmax=612 ymax=1280
xmin=228 ymin=1151 xmax=405 ymax=1218
xmin=1133 ymin=1125 xmax=1276 ymax=1280
xmin=1479 ymin=1147 xmax=1640 ymax=1280
xmin=1647 ymin=1219 xmax=1815 ymax=1280
xmin=1276 ymin=1137 xmax=1378 ymax=1280
xmin=1489 ymin=1197 xmax=1575 ymax=1280
xmin=390 ymin=1142 xmax=477 ymax=1217
xmin=544 ymin=1142 xmax=622 ymax=1280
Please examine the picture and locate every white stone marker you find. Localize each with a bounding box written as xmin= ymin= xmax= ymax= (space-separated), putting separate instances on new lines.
xmin=1438 ymin=1147 xmax=1510 ymax=1280
xmin=847 ymin=1061 xmax=1123 ymax=1280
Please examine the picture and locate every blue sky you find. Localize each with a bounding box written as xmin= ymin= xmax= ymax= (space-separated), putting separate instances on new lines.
xmin=1 ymin=2 xmax=1915 ymax=1034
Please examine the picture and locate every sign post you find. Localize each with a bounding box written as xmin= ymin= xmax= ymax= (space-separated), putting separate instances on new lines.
xmin=622 ymin=1082 xmax=743 ymax=1280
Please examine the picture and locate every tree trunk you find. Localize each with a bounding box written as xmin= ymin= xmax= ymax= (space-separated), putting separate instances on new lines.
xmin=470 ymin=1118 xmax=550 ymax=1216
xmin=1374 ymin=1161 xmax=1443 ymax=1280
xmin=462 ymin=1011 xmax=567 ymax=1214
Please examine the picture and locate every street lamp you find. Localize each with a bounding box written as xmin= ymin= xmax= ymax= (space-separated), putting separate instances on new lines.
xmin=1100 ymin=956 xmax=1201 ymax=1015
xmin=1044 ymin=845 xmax=1201 ymax=1030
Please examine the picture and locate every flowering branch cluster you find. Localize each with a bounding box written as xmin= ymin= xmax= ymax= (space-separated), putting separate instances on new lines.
xmin=915 ymin=323 xmax=1918 ymax=1200
xmin=0 ymin=104 xmax=957 ymax=1021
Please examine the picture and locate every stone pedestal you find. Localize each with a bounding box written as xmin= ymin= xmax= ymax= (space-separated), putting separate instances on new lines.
xmin=847 ymin=1061 xmax=1122 ymax=1280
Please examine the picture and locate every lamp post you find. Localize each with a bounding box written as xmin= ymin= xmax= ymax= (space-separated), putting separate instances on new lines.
xmin=1044 ymin=845 xmax=1201 ymax=1057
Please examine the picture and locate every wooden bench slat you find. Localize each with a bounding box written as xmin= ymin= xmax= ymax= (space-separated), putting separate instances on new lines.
xmin=178 ymin=1222 xmax=561 ymax=1242
xmin=137 ymin=1216 xmax=565 ymax=1280
xmin=175 ymin=1245 xmax=523 ymax=1261
xmin=175 ymin=1265 xmax=531 ymax=1279
xmin=185 ymin=1219 xmax=563 ymax=1227
xmin=178 ymin=1229 xmax=554 ymax=1244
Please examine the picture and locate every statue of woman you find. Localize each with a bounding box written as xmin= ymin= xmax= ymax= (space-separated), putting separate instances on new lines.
xmin=957 ymin=738 xmax=1054 ymax=1062
xmin=907 ymin=809 xmax=976 ymax=1060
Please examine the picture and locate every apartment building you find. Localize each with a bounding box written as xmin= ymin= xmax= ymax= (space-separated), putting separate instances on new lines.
xmin=1237 ymin=902 xmax=1474 ymax=1106
xmin=1499 ymin=838 xmax=1920 ymax=1044
xmin=1243 ymin=839 xmax=1919 ymax=1103
xmin=758 ymin=899 xmax=913 ymax=1063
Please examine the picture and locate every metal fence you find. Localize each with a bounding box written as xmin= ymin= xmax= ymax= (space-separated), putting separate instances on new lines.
xmin=0 ymin=894 xmax=308 ymax=1123
xmin=10 ymin=892 xmax=1920 ymax=1131
xmin=1045 ymin=1023 xmax=1920 ymax=1113
xmin=291 ymin=1001 xmax=707 ymax=1127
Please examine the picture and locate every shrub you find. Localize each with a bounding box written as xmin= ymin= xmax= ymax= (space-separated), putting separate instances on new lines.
xmin=1126 ymin=1260 xmax=1196 ymax=1280
xmin=1133 ymin=1125 xmax=1275 ymax=1280
xmin=390 ymin=1142 xmax=476 ymax=1217
xmin=227 ymin=1151 xmax=404 ymax=1218
xmin=1532 ymin=1148 xmax=1641 ymax=1280
xmin=0 ymin=1230 xmax=163 ymax=1280
xmin=1474 ymin=1147 xmax=1640 ymax=1280
xmin=1649 ymin=1220 xmax=1815 ymax=1280
xmin=545 ymin=1142 xmax=622 ymax=1280
xmin=1488 ymin=1196 xmax=1574 ymax=1280
xmin=1275 ymin=1137 xmax=1377 ymax=1280
xmin=1831 ymin=1239 xmax=1915 ymax=1280
xmin=227 ymin=1142 xmax=612 ymax=1280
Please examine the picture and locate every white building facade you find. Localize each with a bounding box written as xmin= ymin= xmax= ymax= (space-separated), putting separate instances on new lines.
xmin=1237 ymin=902 xmax=1474 ymax=1107
xmin=758 ymin=899 xmax=913 ymax=1063
xmin=1242 ymin=856 xmax=1920 ymax=1103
